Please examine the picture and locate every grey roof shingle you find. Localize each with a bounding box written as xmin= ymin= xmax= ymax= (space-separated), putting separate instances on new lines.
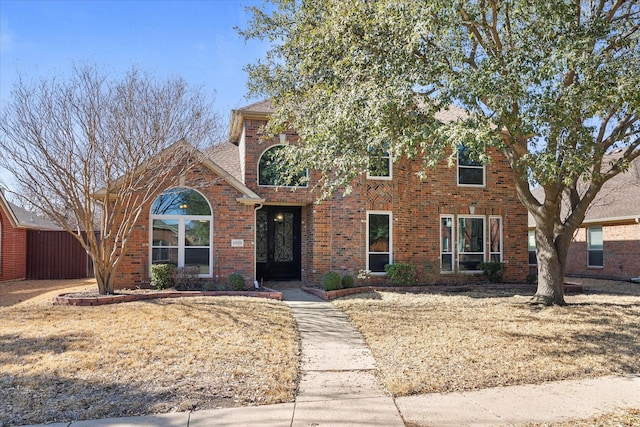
xmin=203 ymin=142 xmax=243 ymax=183
xmin=528 ymin=152 xmax=640 ymax=226
xmin=1 ymin=193 xmax=62 ymax=230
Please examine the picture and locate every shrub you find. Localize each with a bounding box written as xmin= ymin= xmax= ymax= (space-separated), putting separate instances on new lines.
xmin=480 ymin=262 xmax=506 ymax=283
xmin=173 ymin=266 xmax=200 ymax=290
xmin=228 ymin=273 xmax=246 ymax=291
xmin=341 ymin=274 xmax=354 ymax=288
xmin=527 ymin=274 xmax=538 ymax=285
xmin=151 ymin=264 xmax=174 ymax=290
xmin=322 ymin=271 xmax=341 ymax=291
xmin=384 ymin=263 xmax=417 ymax=287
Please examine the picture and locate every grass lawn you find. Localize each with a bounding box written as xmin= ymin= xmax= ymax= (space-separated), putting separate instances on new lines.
xmin=0 ymin=293 xmax=299 ymax=426
xmin=333 ymin=285 xmax=640 ymax=396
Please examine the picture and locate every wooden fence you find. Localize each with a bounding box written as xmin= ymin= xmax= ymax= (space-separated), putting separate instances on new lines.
xmin=26 ymin=230 xmax=94 ymax=279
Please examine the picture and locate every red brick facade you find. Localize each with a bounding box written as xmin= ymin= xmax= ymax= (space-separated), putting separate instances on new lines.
xmin=0 ymin=203 xmax=27 ymax=282
xmin=566 ymin=222 xmax=640 ymax=281
xmin=114 ymin=107 xmax=529 ymax=288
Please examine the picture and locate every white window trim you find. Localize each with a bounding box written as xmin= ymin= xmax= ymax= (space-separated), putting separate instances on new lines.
xmin=457 ymin=148 xmax=486 ymax=188
xmin=440 ymin=214 xmax=455 ymax=273
xmin=587 ymin=226 xmax=604 ymax=268
xmin=489 ymin=216 xmax=503 ymax=262
xmin=149 ymin=188 xmax=213 ymax=278
xmin=366 ymin=152 xmax=392 ymax=181
xmin=457 ymin=215 xmax=486 ymax=273
xmin=366 ymin=210 xmax=392 ymax=274
xmin=257 ymin=144 xmax=309 ymax=188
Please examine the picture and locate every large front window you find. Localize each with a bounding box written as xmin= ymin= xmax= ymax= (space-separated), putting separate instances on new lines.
xmin=458 ymin=216 xmax=485 ymax=271
xmin=367 ymin=211 xmax=391 ymax=273
xmin=150 ymin=188 xmax=212 ymax=276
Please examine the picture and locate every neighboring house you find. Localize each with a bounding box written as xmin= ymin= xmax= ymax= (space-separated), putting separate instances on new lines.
xmin=0 ymin=191 xmax=61 ymax=282
xmin=114 ymin=100 xmax=529 ymax=289
xmin=528 ymin=153 xmax=640 ymax=281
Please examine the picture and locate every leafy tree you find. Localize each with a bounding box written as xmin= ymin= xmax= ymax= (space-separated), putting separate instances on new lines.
xmin=0 ymin=64 xmax=221 ymax=294
xmin=242 ymin=0 xmax=640 ymax=305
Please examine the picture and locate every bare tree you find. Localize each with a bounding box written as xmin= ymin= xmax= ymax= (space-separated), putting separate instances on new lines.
xmin=0 ymin=64 xmax=222 ymax=294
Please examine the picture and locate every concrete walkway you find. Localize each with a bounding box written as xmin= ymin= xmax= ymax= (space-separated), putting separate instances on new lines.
xmin=22 ymin=289 xmax=640 ymax=426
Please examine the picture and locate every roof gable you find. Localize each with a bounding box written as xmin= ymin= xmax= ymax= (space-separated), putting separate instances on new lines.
xmin=0 ymin=191 xmax=61 ymax=230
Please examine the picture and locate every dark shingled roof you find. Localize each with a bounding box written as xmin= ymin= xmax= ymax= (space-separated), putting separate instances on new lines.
xmin=528 ymin=152 xmax=640 ymax=226
xmin=1 ymin=192 xmax=61 ymax=230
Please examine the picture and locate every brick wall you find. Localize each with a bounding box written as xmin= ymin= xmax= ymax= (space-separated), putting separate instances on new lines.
xmin=0 ymin=207 xmax=27 ymax=282
xmin=567 ymin=222 xmax=640 ymax=280
xmin=242 ymin=118 xmax=529 ymax=285
xmin=113 ymin=162 xmax=256 ymax=289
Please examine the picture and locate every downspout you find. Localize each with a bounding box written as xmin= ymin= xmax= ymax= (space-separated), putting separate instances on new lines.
xmin=254 ymin=203 xmax=264 ymax=288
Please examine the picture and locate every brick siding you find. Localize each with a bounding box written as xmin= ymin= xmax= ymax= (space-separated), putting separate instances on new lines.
xmin=0 ymin=207 xmax=27 ymax=282
xmin=566 ymin=222 xmax=640 ymax=280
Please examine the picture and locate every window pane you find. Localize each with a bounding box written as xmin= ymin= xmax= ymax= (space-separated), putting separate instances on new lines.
xmin=259 ymin=145 xmax=307 ymax=186
xmin=529 ymin=250 xmax=537 ymax=265
xmin=185 ymin=248 xmax=210 ymax=274
xmin=256 ymin=211 xmax=268 ymax=263
xmin=459 ymin=254 xmax=484 ymax=271
xmin=152 ymin=247 xmax=178 ymax=266
xmin=458 ymin=217 xmax=484 ymax=253
xmin=369 ymin=254 xmax=390 ymax=273
xmin=459 ymin=167 xmax=484 ymax=185
xmin=152 ymin=220 xmax=179 ymax=246
xmin=588 ymin=227 xmax=603 ymax=249
xmin=490 ymin=218 xmax=501 ymax=254
xmin=588 ymin=250 xmax=603 ymax=267
xmin=369 ymin=153 xmax=390 ymax=177
xmin=151 ymin=187 xmax=211 ymax=215
xmin=185 ymin=220 xmax=210 ymax=246
xmin=274 ymin=213 xmax=294 ymax=262
xmin=528 ymin=231 xmax=536 ymax=250
xmin=369 ymin=214 xmax=390 ymax=252
xmin=458 ymin=146 xmax=483 ymax=166
xmin=441 ymin=217 xmax=453 ymax=253
xmin=441 ymin=254 xmax=453 ymax=272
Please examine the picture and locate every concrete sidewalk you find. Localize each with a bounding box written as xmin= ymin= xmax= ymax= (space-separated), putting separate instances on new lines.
xmin=21 ymin=289 xmax=640 ymax=426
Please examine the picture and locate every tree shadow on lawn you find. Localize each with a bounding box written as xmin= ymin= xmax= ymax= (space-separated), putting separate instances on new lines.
xmin=1 ymin=371 xmax=187 ymax=426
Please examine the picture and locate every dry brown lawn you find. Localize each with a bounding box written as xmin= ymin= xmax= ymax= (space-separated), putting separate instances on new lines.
xmin=0 ymin=281 xmax=299 ymax=426
xmin=333 ymin=280 xmax=640 ymax=397
xmin=522 ymin=408 xmax=640 ymax=426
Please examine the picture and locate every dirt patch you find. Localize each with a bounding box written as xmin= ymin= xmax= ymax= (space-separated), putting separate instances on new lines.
xmin=0 ymin=278 xmax=97 ymax=307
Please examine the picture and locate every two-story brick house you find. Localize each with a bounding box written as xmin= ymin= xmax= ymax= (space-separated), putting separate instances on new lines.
xmin=113 ymin=100 xmax=528 ymax=289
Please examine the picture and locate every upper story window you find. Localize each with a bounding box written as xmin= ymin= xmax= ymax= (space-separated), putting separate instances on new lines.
xmin=367 ymin=148 xmax=392 ymax=180
xmin=458 ymin=145 xmax=485 ymax=186
xmin=150 ymin=187 xmax=213 ymax=276
xmin=258 ymin=145 xmax=308 ymax=187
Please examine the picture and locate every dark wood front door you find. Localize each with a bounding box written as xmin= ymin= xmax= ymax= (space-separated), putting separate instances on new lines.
xmin=256 ymin=206 xmax=301 ymax=281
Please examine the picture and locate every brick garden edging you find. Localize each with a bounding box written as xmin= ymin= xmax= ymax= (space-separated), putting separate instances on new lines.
xmin=302 ymin=282 xmax=582 ymax=301
xmin=54 ymin=289 xmax=282 ymax=306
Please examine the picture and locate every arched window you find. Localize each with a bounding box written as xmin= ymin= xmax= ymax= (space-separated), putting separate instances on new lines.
xmin=258 ymin=145 xmax=308 ymax=187
xmin=150 ymin=187 xmax=212 ymax=276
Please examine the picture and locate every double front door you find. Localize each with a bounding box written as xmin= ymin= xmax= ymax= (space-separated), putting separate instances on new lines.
xmin=256 ymin=206 xmax=301 ymax=281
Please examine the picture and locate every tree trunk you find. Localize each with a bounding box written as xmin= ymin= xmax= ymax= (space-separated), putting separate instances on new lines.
xmin=94 ymin=263 xmax=114 ymax=295
xmin=531 ymin=227 xmax=568 ymax=306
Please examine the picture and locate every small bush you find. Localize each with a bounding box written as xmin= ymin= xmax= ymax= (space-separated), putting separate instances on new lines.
xmin=480 ymin=262 xmax=506 ymax=283
xmin=526 ymin=274 xmax=538 ymax=285
xmin=228 ymin=273 xmax=246 ymax=291
xmin=384 ymin=263 xmax=417 ymax=287
xmin=174 ymin=266 xmax=200 ymax=290
xmin=151 ymin=264 xmax=174 ymax=290
xmin=322 ymin=271 xmax=341 ymax=291
xmin=341 ymin=274 xmax=355 ymax=288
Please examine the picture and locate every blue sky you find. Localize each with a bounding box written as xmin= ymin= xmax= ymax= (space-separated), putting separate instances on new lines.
xmin=0 ymin=0 xmax=269 ymax=117
xmin=0 ymin=0 xmax=272 ymax=191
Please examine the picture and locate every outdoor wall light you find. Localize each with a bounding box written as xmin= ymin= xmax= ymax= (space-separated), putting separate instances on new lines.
xmin=469 ymin=204 xmax=476 ymax=215
xmin=274 ymin=213 xmax=284 ymax=223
